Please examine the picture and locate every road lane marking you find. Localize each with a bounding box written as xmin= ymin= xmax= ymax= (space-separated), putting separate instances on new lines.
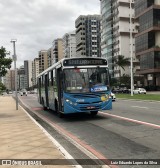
xmin=100 ymin=112 xmax=160 ymax=129
xmin=131 ymin=106 xmax=149 ymax=109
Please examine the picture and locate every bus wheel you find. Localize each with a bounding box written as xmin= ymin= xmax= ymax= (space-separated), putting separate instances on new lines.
xmin=90 ymin=111 xmax=98 ymax=116
xmin=58 ymin=112 xmax=64 ymax=118
xmin=42 ymin=98 xmax=47 ymax=110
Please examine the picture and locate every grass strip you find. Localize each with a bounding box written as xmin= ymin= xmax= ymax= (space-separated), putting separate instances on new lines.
xmin=116 ymin=94 xmax=160 ymax=101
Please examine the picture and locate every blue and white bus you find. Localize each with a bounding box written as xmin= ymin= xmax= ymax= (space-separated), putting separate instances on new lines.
xmin=37 ymin=57 xmax=112 ymax=117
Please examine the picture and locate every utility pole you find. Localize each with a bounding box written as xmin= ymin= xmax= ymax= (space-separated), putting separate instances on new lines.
xmin=11 ymin=39 xmax=18 ymax=110
xmin=130 ymin=1 xmax=134 ymax=96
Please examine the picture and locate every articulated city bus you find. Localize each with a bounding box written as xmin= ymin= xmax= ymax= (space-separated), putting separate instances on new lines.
xmin=37 ymin=57 xmax=112 ymax=117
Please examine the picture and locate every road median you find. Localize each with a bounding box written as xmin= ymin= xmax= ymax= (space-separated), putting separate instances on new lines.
xmin=116 ymin=93 xmax=160 ymax=102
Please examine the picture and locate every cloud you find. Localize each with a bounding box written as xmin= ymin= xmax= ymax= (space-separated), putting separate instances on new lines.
xmin=0 ymin=0 xmax=100 ymax=68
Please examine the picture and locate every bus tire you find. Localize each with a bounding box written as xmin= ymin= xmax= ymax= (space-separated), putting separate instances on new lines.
xmin=58 ymin=112 xmax=64 ymax=118
xmin=90 ymin=111 xmax=98 ymax=116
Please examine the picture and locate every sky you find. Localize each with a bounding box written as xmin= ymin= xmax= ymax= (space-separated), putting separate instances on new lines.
xmin=0 ymin=0 xmax=100 ymax=69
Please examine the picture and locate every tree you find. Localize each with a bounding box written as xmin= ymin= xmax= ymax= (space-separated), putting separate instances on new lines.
xmin=0 ymin=81 xmax=6 ymax=91
xmin=113 ymin=55 xmax=130 ymax=77
xmin=119 ymin=74 xmax=131 ymax=87
xmin=0 ymin=46 xmax=12 ymax=77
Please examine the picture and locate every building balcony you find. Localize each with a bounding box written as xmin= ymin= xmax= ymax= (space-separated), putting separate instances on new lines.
xmin=112 ymin=1 xmax=133 ymax=10
xmin=133 ymin=61 xmax=140 ymax=66
xmin=76 ymin=28 xmax=83 ymax=34
xmin=137 ymin=68 xmax=160 ymax=75
xmin=113 ymin=32 xmax=120 ymax=38
xmin=105 ymin=13 xmax=113 ymax=21
xmin=135 ymin=5 xmax=160 ymax=19
xmin=113 ymin=40 xmax=119 ymax=45
xmin=113 ymin=17 xmax=120 ymax=24
xmin=75 ymin=22 xmax=83 ymax=28
xmin=112 ymin=9 xmax=119 ymax=17
xmin=136 ymin=47 xmax=160 ymax=56
xmin=113 ymin=47 xmax=120 ymax=52
xmin=135 ymin=26 xmax=160 ymax=38
xmin=113 ymin=25 xmax=119 ymax=31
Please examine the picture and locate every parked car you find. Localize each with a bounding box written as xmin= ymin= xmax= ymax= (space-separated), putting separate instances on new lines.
xmin=112 ymin=88 xmax=131 ymax=94
xmin=20 ymin=89 xmax=27 ymax=96
xmin=133 ymin=88 xmax=146 ymax=94
xmin=111 ymin=92 xmax=116 ymax=101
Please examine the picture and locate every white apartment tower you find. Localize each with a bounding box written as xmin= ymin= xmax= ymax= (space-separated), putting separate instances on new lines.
xmin=62 ymin=31 xmax=76 ymax=58
xmin=17 ymin=66 xmax=25 ymax=90
xmin=24 ymin=60 xmax=32 ymax=89
xmin=32 ymin=58 xmax=39 ymax=87
xmin=52 ymin=38 xmax=63 ymax=64
xmin=100 ymin=0 xmax=139 ymax=79
xmin=38 ymin=50 xmax=48 ymax=73
xmin=75 ymin=15 xmax=101 ymax=57
xmin=3 ymin=70 xmax=15 ymax=91
xmin=47 ymin=48 xmax=52 ymax=67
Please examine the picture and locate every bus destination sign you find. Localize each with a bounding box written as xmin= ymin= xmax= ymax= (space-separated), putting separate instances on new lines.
xmin=63 ymin=58 xmax=107 ymax=66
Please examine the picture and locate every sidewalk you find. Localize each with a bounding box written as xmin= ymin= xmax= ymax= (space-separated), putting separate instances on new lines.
xmin=0 ymin=96 xmax=73 ymax=168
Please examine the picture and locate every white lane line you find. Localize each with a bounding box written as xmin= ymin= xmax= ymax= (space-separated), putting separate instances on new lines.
xmin=100 ymin=111 xmax=160 ymax=129
xmin=131 ymin=106 xmax=149 ymax=109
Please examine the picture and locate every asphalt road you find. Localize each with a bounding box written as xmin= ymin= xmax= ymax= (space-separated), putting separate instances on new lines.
xmin=19 ymin=94 xmax=160 ymax=168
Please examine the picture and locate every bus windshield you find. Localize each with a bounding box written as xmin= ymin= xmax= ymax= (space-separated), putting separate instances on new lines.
xmin=64 ymin=68 xmax=109 ymax=93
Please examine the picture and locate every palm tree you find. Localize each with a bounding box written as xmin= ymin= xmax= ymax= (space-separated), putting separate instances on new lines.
xmin=113 ymin=55 xmax=130 ymax=78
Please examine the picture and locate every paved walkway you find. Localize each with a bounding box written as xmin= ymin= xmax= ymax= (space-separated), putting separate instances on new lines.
xmin=0 ymin=96 xmax=74 ymax=168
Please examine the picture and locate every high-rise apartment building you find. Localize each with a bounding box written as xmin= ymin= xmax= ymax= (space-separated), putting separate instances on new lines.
xmin=75 ymin=15 xmax=101 ymax=57
xmin=52 ymin=38 xmax=63 ymax=64
xmin=38 ymin=50 xmax=48 ymax=73
xmin=100 ymin=0 xmax=139 ymax=81
xmin=135 ymin=0 xmax=160 ymax=88
xmin=62 ymin=31 xmax=76 ymax=58
xmin=17 ymin=66 xmax=25 ymax=90
xmin=3 ymin=70 xmax=15 ymax=91
xmin=47 ymin=48 xmax=52 ymax=67
xmin=32 ymin=58 xmax=39 ymax=87
xmin=24 ymin=60 xmax=32 ymax=89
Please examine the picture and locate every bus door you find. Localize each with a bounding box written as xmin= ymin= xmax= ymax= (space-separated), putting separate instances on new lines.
xmin=38 ymin=77 xmax=42 ymax=104
xmin=45 ymin=74 xmax=49 ymax=107
xmin=56 ymin=68 xmax=63 ymax=111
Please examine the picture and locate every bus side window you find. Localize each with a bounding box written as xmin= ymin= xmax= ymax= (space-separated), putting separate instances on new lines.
xmin=41 ymin=75 xmax=44 ymax=88
xmin=47 ymin=73 xmax=49 ymax=87
xmin=51 ymin=70 xmax=53 ymax=86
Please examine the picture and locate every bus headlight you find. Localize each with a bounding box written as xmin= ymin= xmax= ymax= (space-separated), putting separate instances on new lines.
xmin=66 ymin=99 xmax=72 ymax=104
xmin=65 ymin=99 xmax=77 ymax=106
xmin=66 ymin=99 xmax=70 ymax=102
xmin=101 ymin=94 xmax=109 ymax=101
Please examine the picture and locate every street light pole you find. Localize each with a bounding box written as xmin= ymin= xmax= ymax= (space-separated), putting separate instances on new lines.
xmin=130 ymin=1 xmax=134 ymax=96
xmin=11 ymin=39 xmax=18 ymax=110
